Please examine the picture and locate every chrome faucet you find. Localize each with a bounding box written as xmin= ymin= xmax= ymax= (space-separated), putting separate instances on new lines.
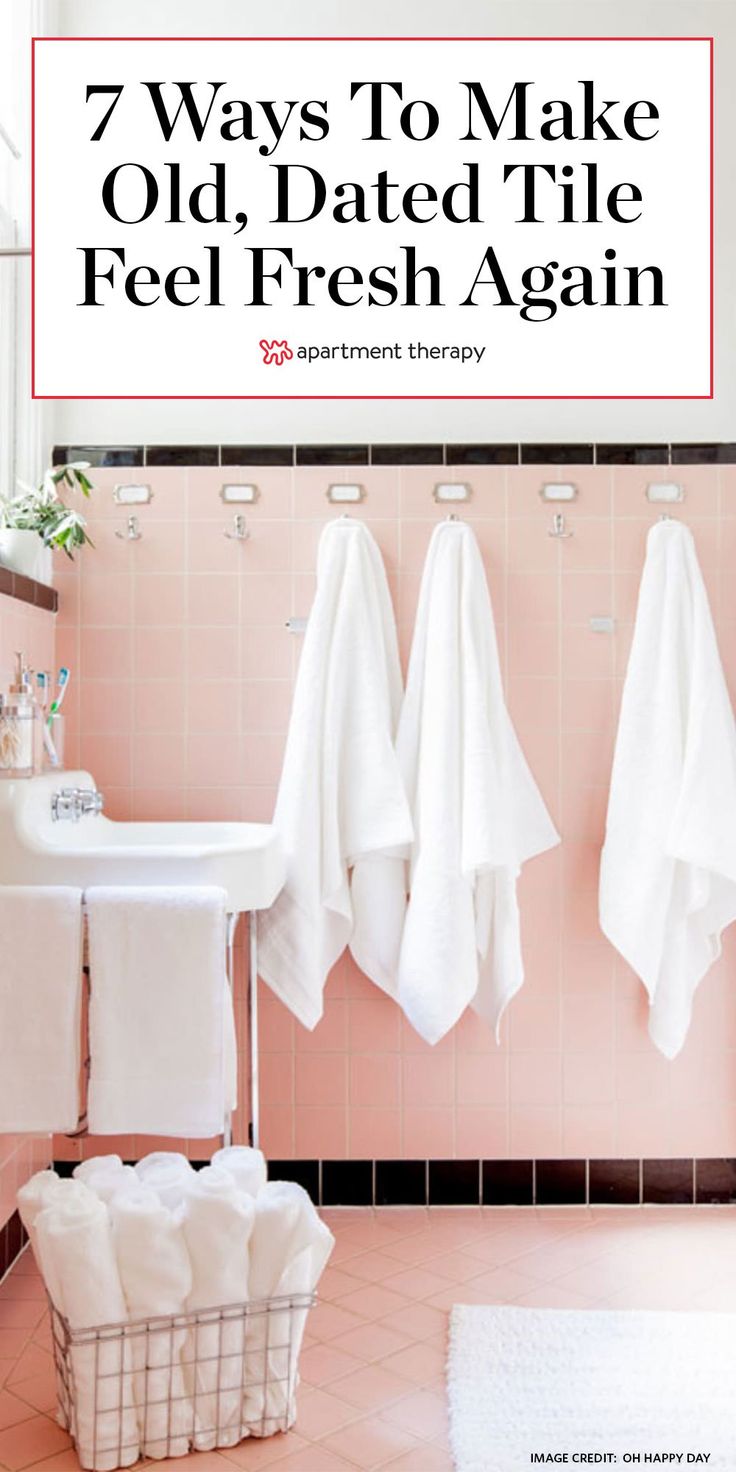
xmin=51 ymin=787 xmax=105 ymax=822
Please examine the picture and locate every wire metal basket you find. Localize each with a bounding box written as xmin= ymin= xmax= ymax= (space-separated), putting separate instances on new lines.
xmin=48 ymin=1290 xmax=317 ymax=1470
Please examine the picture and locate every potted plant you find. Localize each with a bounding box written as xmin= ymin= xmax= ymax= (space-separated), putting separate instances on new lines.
xmin=0 ymin=462 xmax=95 ymax=584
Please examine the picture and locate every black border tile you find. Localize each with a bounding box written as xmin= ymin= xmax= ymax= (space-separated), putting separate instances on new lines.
xmin=695 ymin=1159 xmax=736 ymax=1204
xmin=145 ymin=446 xmax=218 ymax=467
xmin=671 ymin=444 xmax=736 ymax=464
xmin=5 ymin=1211 xmax=21 ymax=1270
xmin=53 ymin=1161 xmax=77 ymax=1178
xmin=49 ymin=442 xmax=736 ymax=470
xmin=34 ymin=581 xmax=57 ymax=612
xmin=428 ymin=1160 xmax=480 ymax=1206
xmin=482 ymin=1159 xmax=534 ymax=1206
xmin=268 ymin=1159 xmax=320 ymax=1203
xmin=447 ymin=444 xmax=519 ymax=465
xmin=535 ymin=1160 xmax=587 ymax=1205
xmin=596 ymin=444 xmax=670 ymax=465
xmin=13 ymin=575 xmax=37 ymax=605
xmin=376 ymin=1160 xmax=427 ymax=1206
xmin=521 ymin=445 xmax=594 ymax=465
xmin=221 ymin=446 xmax=294 ymax=467
xmin=371 ymin=444 xmax=443 ymax=465
xmin=642 ymin=1158 xmax=694 ymax=1204
xmin=589 ymin=1159 xmax=641 ymax=1205
xmin=53 ymin=445 xmax=144 ymax=467
xmin=0 ymin=568 xmax=58 ymax=614
xmin=0 ymin=1211 xmax=28 ymax=1280
xmin=296 ymin=445 xmax=369 ymax=467
xmin=321 ymin=1160 xmax=373 ymax=1206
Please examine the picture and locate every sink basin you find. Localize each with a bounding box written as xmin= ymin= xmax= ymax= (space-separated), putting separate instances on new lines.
xmin=0 ymin=771 xmax=285 ymax=913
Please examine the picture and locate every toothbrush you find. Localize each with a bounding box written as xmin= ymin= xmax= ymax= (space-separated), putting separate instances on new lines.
xmin=47 ymin=666 xmax=70 ymax=726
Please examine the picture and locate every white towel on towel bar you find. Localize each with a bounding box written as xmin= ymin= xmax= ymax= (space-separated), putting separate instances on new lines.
xmin=259 ymin=517 xmax=413 ymax=1028
xmin=600 ymin=519 xmax=736 ymax=1058
xmin=86 ymin=886 xmax=236 ymax=1137
xmin=394 ymin=520 xmax=560 ymax=1044
xmin=35 ymin=1183 xmax=139 ymax=1470
xmin=0 ymin=886 xmax=83 ymax=1132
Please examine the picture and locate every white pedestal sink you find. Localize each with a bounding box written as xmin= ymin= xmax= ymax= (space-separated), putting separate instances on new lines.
xmin=0 ymin=770 xmax=284 ymax=912
xmin=0 ymin=771 xmax=286 ymax=1147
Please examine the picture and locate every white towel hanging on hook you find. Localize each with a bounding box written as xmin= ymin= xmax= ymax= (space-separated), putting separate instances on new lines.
xmin=390 ymin=518 xmax=560 ymax=1044
xmin=600 ymin=517 xmax=736 ymax=1057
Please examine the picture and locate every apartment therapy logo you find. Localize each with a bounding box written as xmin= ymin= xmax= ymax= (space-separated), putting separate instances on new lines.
xmin=32 ymin=38 xmax=712 ymax=396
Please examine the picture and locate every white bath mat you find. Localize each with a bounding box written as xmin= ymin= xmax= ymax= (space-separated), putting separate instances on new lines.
xmin=448 ymin=1304 xmax=736 ymax=1472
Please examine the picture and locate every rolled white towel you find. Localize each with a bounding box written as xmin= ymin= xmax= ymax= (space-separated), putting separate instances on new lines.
xmin=244 ymin=1182 xmax=334 ymax=1437
xmin=134 ymin=1152 xmax=195 ymax=1211
xmin=74 ymin=1159 xmax=137 ymax=1205
xmin=211 ymin=1146 xmax=267 ymax=1197
xmin=181 ymin=1166 xmax=255 ymax=1449
xmin=17 ymin=1169 xmax=66 ymax=1258
xmin=35 ymin=1184 xmax=139 ymax=1470
xmin=74 ymin=1154 xmax=124 ymax=1182
xmin=110 ymin=1184 xmax=193 ymax=1459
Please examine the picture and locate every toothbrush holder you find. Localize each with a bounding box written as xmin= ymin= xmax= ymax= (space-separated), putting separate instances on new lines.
xmin=43 ymin=713 xmax=65 ymax=772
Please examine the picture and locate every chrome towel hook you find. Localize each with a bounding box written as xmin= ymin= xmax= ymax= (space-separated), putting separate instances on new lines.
xmin=115 ymin=514 xmax=142 ymax=541
xmin=548 ymin=512 xmax=573 ymax=539
xmin=224 ymin=513 xmax=250 ymax=541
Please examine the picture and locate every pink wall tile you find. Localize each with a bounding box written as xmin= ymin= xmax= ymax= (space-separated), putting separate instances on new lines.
xmin=349 ymin=1108 xmax=402 ymax=1158
xmin=401 ymin=1056 xmax=453 ymax=1110
xmin=135 ymin=574 xmax=186 ymax=626
xmin=509 ymin=1052 xmax=562 ymax=1107
xmin=402 ymin=1108 xmax=455 ymax=1159
xmin=455 ymin=1107 xmax=509 ymax=1158
xmin=187 ymin=574 xmax=238 ymax=626
xmin=350 ymin=1056 xmax=400 ymax=1110
xmin=455 ymin=1053 xmax=508 ymax=1108
xmin=32 ymin=459 xmax=736 ymax=1171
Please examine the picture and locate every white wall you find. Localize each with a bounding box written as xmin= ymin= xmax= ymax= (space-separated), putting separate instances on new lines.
xmin=46 ymin=0 xmax=736 ymax=447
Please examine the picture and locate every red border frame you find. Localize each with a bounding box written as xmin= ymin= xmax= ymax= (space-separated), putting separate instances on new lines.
xmin=31 ymin=35 xmax=715 ymax=401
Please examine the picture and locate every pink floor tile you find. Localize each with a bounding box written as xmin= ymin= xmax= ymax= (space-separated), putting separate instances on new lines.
xmin=7 ymin=1373 xmax=58 ymax=1417
xmin=218 ymin=1432 xmax=307 ymax=1467
xmin=292 ymin=1389 xmax=361 ymax=1441
xmin=0 ymin=1395 xmax=35 ymax=1434
xmin=383 ymin=1443 xmax=453 ymax=1470
xmin=0 ymin=1303 xmax=46 ymax=1334
xmin=298 ymin=1344 xmax=363 ymax=1389
xmin=380 ymin=1387 xmax=449 ymax=1442
xmin=0 ymin=1413 xmax=71 ymax=1469
xmin=1 ymin=1206 xmax=735 ymax=1471
xmin=328 ymin=1323 xmax=411 ymax=1364
xmin=334 ymin=1286 xmax=410 ymax=1322
xmin=264 ymin=1447 xmax=355 ymax=1470
xmin=325 ymin=1363 xmax=413 ymax=1413
xmin=320 ymin=1414 xmax=421 ymax=1469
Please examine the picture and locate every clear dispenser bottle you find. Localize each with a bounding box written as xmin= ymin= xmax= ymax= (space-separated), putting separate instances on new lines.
xmin=0 ymin=653 xmax=41 ymax=777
